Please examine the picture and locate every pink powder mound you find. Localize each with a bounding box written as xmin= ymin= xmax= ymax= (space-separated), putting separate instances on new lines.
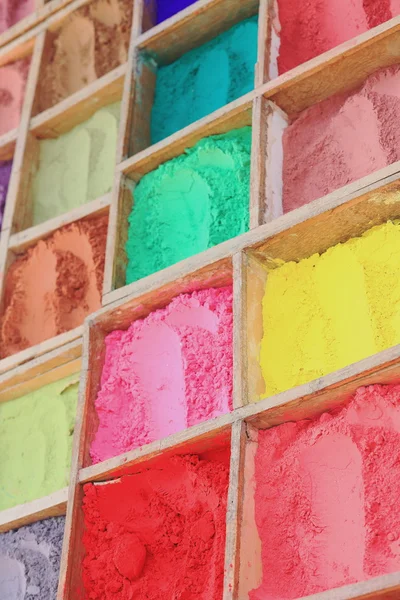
xmin=282 ymin=65 xmax=400 ymax=213
xmin=276 ymin=0 xmax=400 ymax=74
xmin=0 ymin=0 xmax=35 ymax=34
xmin=250 ymin=384 xmax=400 ymax=600
xmin=90 ymin=286 xmax=233 ymax=464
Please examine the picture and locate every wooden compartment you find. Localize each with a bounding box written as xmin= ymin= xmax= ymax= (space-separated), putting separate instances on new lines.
xmin=126 ymin=0 xmax=261 ymax=158
xmin=73 ymin=256 xmax=238 ymax=483
xmin=240 ymin=170 xmax=400 ymax=405
xmin=58 ymin=423 xmax=236 ymax=599
xmin=229 ymin=356 xmax=400 ymax=600
xmin=0 ymin=339 xmax=82 ymax=533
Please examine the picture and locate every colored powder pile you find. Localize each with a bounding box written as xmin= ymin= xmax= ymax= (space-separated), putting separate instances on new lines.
xmin=0 ymin=160 xmax=12 ymax=229
xmin=155 ymin=0 xmax=197 ymax=23
xmin=250 ymin=383 xmax=400 ymax=599
xmin=32 ymin=102 xmax=120 ymax=225
xmin=126 ymin=128 xmax=251 ymax=284
xmin=0 ymin=517 xmax=65 ymax=600
xmin=0 ymin=58 xmax=30 ymax=136
xmin=260 ymin=221 xmax=400 ymax=396
xmin=0 ymin=376 xmax=78 ymax=511
xmin=82 ymin=452 xmax=229 ymax=599
xmin=0 ymin=215 xmax=107 ymax=358
xmin=37 ymin=0 xmax=132 ymax=112
xmin=150 ymin=17 xmax=258 ymax=143
xmin=0 ymin=0 xmax=35 ymax=34
xmin=276 ymin=0 xmax=400 ymax=74
xmin=90 ymin=286 xmax=233 ymax=464
xmin=283 ymin=65 xmax=400 ymax=213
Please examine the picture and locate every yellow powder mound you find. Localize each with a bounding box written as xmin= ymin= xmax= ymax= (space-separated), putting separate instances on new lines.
xmin=260 ymin=221 xmax=400 ymax=397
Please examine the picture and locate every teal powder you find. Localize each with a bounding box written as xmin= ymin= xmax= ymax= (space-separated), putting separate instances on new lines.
xmin=150 ymin=16 xmax=258 ymax=144
xmin=125 ymin=127 xmax=251 ymax=284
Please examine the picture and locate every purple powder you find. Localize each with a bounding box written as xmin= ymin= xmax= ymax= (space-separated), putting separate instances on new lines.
xmin=0 ymin=161 xmax=12 ymax=229
xmin=156 ymin=0 xmax=197 ymax=23
xmin=0 ymin=516 xmax=65 ymax=599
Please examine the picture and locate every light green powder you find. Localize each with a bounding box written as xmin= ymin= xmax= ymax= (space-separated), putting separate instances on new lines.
xmin=125 ymin=127 xmax=251 ymax=284
xmin=0 ymin=374 xmax=78 ymax=511
xmin=32 ymin=101 xmax=121 ymax=225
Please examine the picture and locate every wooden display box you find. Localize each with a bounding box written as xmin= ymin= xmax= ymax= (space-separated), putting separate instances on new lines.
xmin=73 ymin=256 xmax=236 ymax=484
xmin=229 ymin=357 xmax=400 ymax=600
xmin=58 ymin=423 xmax=237 ymax=599
xmin=0 ymin=339 xmax=81 ymax=533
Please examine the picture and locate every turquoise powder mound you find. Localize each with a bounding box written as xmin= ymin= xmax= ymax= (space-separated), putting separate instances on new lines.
xmin=125 ymin=127 xmax=252 ymax=285
xmin=150 ymin=16 xmax=258 ymax=144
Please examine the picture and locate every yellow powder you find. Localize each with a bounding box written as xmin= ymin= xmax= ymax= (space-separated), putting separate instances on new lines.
xmin=260 ymin=221 xmax=400 ymax=397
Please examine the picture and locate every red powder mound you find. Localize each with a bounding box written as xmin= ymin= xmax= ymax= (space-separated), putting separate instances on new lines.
xmin=276 ymin=0 xmax=399 ymax=74
xmin=250 ymin=384 xmax=400 ymax=600
xmin=82 ymin=452 xmax=230 ymax=600
xmin=282 ymin=65 xmax=400 ymax=212
xmin=0 ymin=215 xmax=107 ymax=358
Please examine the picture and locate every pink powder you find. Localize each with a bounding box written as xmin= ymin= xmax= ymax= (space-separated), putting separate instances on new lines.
xmin=276 ymin=1 xmax=400 ymax=74
xmin=90 ymin=286 xmax=233 ymax=464
xmin=250 ymin=383 xmax=400 ymax=599
xmin=282 ymin=65 xmax=400 ymax=213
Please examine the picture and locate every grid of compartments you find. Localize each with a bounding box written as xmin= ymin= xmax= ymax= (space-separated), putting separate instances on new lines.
xmin=3 ymin=0 xmax=400 ymax=599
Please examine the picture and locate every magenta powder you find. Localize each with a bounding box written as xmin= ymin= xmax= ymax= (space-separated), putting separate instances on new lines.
xmin=251 ymin=384 xmax=400 ymax=599
xmin=90 ymin=286 xmax=233 ymax=464
xmin=282 ymin=65 xmax=400 ymax=212
xmin=0 ymin=161 xmax=12 ymax=229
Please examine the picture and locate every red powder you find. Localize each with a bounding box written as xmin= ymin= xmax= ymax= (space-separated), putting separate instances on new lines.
xmin=82 ymin=452 xmax=230 ymax=599
xmin=277 ymin=0 xmax=400 ymax=74
xmin=282 ymin=65 xmax=400 ymax=212
xmin=250 ymin=384 xmax=400 ymax=599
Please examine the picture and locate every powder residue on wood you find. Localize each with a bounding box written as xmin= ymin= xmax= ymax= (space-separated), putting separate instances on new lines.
xmin=0 ymin=516 xmax=65 ymax=600
xmin=90 ymin=286 xmax=233 ymax=464
xmin=276 ymin=0 xmax=400 ymax=73
xmin=37 ymin=0 xmax=132 ymax=112
xmin=282 ymin=66 xmax=400 ymax=213
xmin=0 ymin=0 xmax=35 ymax=34
xmin=150 ymin=17 xmax=258 ymax=143
xmin=32 ymin=102 xmax=120 ymax=225
xmin=0 ymin=376 xmax=77 ymax=510
xmin=82 ymin=451 xmax=229 ymax=599
xmin=260 ymin=221 xmax=400 ymax=396
xmin=0 ymin=57 xmax=30 ymax=136
xmin=250 ymin=384 xmax=400 ymax=599
xmin=126 ymin=128 xmax=251 ymax=284
xmin=0 ymin=160 xmax=12 ymax=228
xmin=0 ymin=214 xmax=107 ymax=358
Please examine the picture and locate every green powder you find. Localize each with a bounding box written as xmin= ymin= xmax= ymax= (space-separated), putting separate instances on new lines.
xmin=125 ymin=127 xmax=251 ymax=285
xmin=0 ymin=374 xmax=78 ymax=511
xmin=150 ymin=16 xmax=258 ymax=144
xmin=32 ymin=101 xmax=121 ymax=225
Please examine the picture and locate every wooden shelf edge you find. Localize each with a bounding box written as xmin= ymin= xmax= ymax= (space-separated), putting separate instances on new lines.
xmin=0 ymin=487 xmax=68 ymax=533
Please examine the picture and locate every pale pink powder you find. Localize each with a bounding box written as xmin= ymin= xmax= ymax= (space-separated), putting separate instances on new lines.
xmin=250 ymin=384 xmax=400 ymax=599
xmin=90 ymin=286 xmax=233 ymax=464
xmin=282 ymin=65 xmax=400 ymax=213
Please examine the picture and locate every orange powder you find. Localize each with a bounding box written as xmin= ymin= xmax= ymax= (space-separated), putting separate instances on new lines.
xmin=0 ymin=215 xmax=107 ymax=358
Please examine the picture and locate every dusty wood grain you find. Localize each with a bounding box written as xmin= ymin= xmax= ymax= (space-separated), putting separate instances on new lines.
xmin=0 ymin=487 xmax=68 ymax=533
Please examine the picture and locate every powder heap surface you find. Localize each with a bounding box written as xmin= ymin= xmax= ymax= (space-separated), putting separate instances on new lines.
xmin=32 ymin=102 xmax=120 ymax=225
xmin=260 ymin=221 xmax=400 ymax=396
xmin=277 ymin=0 xmax=400 ymax=74
xmin=0 ymin=0 xmax=35 ymax=35
xmin=0 ymin=160 xmax=12 ymax=228
xmin=0 ymin=376 xmax=77 ymax=511
xmin=0 ymin=58 xmax=30 ymax=135
xmin=126 ymin=128 xmax=251 ymax=284
xmin=0 ymin=215 xmax=107 ymax=358
xmin=37 ymin=0 xmax=132 ymax=112
xmin=154 ymin=0 xmax=197 ymax=23
xmin=82 ymin=452 xmax=229 ymax=599
xmin=251 ymin=384 xmax=400 ymax=599
xmin=283 ymin=66 xmax=400 ymax=213
xmin=91 ymin=286 xmax=233 ymax=464
xmin=150 ymin=17 xmax=258 ymax=143
xmin=0 ymin=517 xmax=65 ymax=600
